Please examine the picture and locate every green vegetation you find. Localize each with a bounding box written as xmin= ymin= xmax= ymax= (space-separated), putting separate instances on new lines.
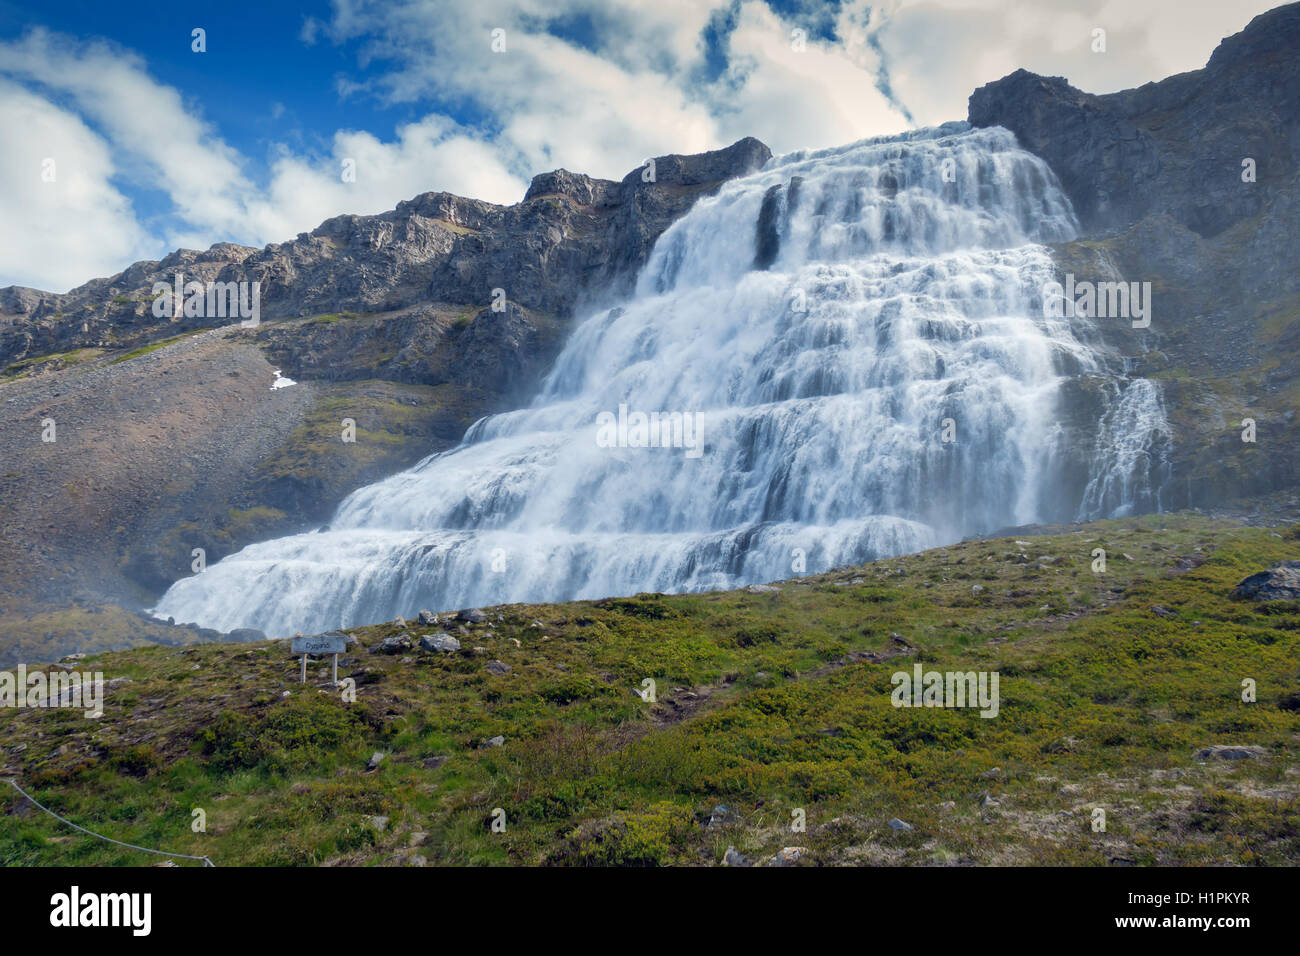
xmin=1 ymin=347 xmax=105 ymax=381
xmin=308 ymin=311 xmax=358 ymax=326
xmin=0 ymin=605 xmax=203 ymax=671
xmin=107 ymin=330 xmax=204 ymax=366
xmin=2 ymin=514 xmax=1297 ymax=866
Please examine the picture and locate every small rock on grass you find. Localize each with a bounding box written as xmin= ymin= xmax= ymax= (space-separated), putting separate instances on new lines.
xmin=767 ymin=846 xmax=809 ymax=866
xmin=373 ymin=635 xmax=412 ymax=655
xmin=1195 ymin=744 xmax=1265 ymax=761
xmin=888 ymin=817 xmax=913 ymax=832
xmin=366 ymin=751 xmax=385 ymax=771
xmin=419 ymin=633 xmax=460 ymax=653
xmin=707 ymin=804 xmax=738 ymax=829
xmin=723 ymin=846 xmax=749 ymax=867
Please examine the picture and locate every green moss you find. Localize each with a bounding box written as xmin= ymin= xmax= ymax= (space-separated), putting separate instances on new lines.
xmin=108 ymin=330 xmax=201 ymax=365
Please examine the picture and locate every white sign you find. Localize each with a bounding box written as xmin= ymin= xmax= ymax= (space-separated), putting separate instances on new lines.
xmin=292 ymin=633 xmax=348 ymax=655
xmin=291 ymin=632 xmax=349 ymax=685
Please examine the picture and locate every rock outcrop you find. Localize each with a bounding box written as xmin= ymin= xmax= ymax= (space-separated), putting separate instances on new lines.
xmin=970 ymin=2 xmax=1300 ymax=512
xmin=1232 ymin=561 xmax=1300 ymax=601
xmin=0 ymin=137 xmax=771 ymax=372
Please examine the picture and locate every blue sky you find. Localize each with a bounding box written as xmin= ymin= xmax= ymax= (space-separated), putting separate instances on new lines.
xmin=0 ymin=0 xmax=1277 ymax=292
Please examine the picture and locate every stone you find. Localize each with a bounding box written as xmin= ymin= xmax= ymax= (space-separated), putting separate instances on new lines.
xmin=485 ymin=660 xmax=512 ymax=676
xmin=373 ymin=635 xmax=412 ymax=655
xmin=457 ymin=608 xmax=489 ymax=624
xmin=888 ymin=817 xmax=913 ymax=832
xmin=707 ymin=804 xmax=738 ymax=829
xmin=368 ymin=815 xmax=389 ymax=832
xmin=1195 ymin=744 xmax=1266 ymax=761
xmin=483 ymin=735 xmax=506 ymax=748
xmin=419 ymin=633 xmax=461 ymax=653
xmin=366 ymin=751 xmax=385 ymax=771
xmin=417 ymin=610 xmax=438 ymax=625
xmin=768 ymin=846 xmax=809 ymax=867
xmin=723 ymin=846 xmax=748 ymax=867
xmin=1231 ymin=562 xmax=1300 ymax=601
xmin=224 ymin=627 xmax=267 ymax=642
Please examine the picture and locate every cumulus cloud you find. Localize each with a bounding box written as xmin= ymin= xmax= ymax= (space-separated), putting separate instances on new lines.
xmin=0 ymin=78 xmax=158 ymax=291
xmin=867 ymin=0 xmax=1282 ymax=127
xmin=0 ymin=1 xmax=1283 ymax=290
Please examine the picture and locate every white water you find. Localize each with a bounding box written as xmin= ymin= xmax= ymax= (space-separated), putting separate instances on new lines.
xmin=155 ymin=123 xmax=1168 ymax=637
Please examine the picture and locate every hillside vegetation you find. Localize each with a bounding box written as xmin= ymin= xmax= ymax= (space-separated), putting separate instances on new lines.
xmin=2 ymin=513 xmax=1297 ymax=866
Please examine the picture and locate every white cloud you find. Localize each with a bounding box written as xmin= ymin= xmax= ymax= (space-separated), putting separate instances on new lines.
xmin=0 ymin=1 xmax=1285 ymax=291
xmin=868 ymin=0 xmax=1282 ymax=127
xmin=0 ymin=79 xmax=158 ymax=291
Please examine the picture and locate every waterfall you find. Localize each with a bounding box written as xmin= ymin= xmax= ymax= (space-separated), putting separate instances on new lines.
xmin=153 ymin=122 xmax=1168 ymax=637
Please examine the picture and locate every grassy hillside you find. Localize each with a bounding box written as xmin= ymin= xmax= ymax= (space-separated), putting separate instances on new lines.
xmin=2 ymin=513 xmax=1297 ymax=866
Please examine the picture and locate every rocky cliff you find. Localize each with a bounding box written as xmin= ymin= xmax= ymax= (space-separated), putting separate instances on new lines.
xmin=970 ymin=1 xmax=1300 ymax=515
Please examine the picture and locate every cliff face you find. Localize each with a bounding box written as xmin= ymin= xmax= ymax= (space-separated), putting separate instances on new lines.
xmin=969 ymin=4 xmax=1300 ymax=239
xmin=0 ymin=139 xmax=770 ymax=665
xmin=970 ymin=2 xmax=1300 ymax=515
xmin=0 ymin=137 xmax=771 ymax=370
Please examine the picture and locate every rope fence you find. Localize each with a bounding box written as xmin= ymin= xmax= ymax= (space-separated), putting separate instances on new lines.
xmin=5 ymin=777 xmax=214 ymax=867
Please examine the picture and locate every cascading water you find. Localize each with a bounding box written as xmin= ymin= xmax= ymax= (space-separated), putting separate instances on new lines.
xmin=154 ymin=122 xmax=1169 ymax=637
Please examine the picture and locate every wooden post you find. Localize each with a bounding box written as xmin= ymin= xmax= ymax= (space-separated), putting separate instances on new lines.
xmin=300 ymin=654 xmax=307 ymax=684
xmin=332 ymin=653 xmax=339 ymax=686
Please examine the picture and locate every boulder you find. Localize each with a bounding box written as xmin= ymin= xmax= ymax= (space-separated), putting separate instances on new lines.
xmin=1231 ymin=562 xmax=1300 ymax=601
xmin=1195 ymin=744 xmax=1266 ymax=761
xmin=419 ymin=633 xmax=461 ymax=653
